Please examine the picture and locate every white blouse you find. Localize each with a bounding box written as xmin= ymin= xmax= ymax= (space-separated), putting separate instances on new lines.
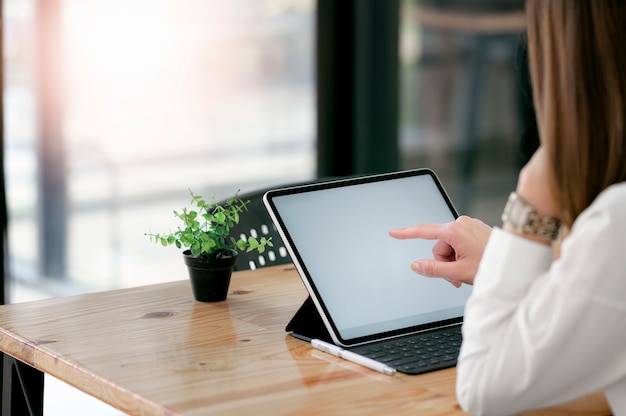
xmin=457 ymin=182 xmax=626 ymax=416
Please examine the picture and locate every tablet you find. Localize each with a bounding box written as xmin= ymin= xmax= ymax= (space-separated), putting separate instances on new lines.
xmin=263 ymin=169 xmax=472 ymax=347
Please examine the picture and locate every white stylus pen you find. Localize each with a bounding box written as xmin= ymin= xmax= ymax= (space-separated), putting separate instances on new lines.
xmin=311 ymin=339 xmax=396 ymax=376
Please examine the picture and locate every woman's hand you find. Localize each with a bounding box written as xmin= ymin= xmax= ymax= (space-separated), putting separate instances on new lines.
xmin=389 ymin=216 xmax=492 ymax=286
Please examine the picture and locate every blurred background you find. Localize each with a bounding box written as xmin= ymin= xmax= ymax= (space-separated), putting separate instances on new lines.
xmin=2 ymin=0 xmax=533 ymax=412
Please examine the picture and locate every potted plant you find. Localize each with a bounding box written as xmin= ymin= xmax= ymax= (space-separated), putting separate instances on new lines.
xmin=146 ymin=189 xmax=273 ymax=302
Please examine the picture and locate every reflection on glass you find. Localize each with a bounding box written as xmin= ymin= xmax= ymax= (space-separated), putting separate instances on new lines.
xmin=399 ymin=0 xmax=526 ymax=222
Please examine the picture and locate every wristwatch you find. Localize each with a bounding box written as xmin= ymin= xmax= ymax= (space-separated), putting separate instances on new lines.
xmin=501 ymin=192 xmax=562 ymax=242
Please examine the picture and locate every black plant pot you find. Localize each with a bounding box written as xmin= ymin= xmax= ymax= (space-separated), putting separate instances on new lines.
xmin=183 ymin=249 xmax=238 ymax=302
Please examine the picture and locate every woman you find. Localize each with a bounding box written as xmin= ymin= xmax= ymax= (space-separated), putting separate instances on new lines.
xmin=390 ymin=1 xmax=626 ymax=415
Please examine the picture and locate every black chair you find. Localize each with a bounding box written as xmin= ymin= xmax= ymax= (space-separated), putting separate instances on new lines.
xmin=228 ymin=186 xmax=292 ymax=271
xmin=225 ymin=177 xmax=342 ymax=271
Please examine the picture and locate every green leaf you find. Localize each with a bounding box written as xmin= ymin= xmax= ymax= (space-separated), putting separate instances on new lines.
xmin=246 ymin=237 xmax=259 ymax=252
xmin=201 ymin=238 xmax=216 ymax=253
xmin=215 ymin=212 xmax=226 ymax=224
xmin=181 ymin=233 xmax=194 ymax=246
xmin=190 ymin=242 xmax=201 ymax=257
xmin=235 ymin=239 xmax=247 ymax=251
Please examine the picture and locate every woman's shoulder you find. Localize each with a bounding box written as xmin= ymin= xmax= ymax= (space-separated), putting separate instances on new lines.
xmin=560 ymin=182 xmax=626 ymax=298
xmin=587 ymin=182 xmax=626 ymax=217
xmin=571 ymin=182 xmax=626 ymax=236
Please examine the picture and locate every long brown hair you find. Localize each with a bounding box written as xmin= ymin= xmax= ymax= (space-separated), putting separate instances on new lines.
xmin=526 ymin=0 xmax=626 ymax=227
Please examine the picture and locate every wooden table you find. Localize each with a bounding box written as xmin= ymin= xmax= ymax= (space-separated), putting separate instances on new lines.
xmin=0 ymin=265 xmax=611 ymax=415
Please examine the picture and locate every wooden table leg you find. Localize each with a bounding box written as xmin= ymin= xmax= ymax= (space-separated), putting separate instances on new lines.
xmin=1 ymin=353 xmax=44 ymax=416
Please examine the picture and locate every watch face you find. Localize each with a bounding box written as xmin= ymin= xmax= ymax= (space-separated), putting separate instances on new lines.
xmin=508 ymin=197 xmax=533 ymax=226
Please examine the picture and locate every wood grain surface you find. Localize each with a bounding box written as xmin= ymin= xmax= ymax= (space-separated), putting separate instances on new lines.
xmin=0 ymin=265 xmax=610 ymax=415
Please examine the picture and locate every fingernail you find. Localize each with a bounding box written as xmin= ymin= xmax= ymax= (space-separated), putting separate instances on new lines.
xmin=411 ymin=262 xmax=421 ymax=274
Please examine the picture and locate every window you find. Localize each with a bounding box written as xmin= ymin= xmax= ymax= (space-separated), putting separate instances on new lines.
xmin=399 ymin=0 xmax=529 ymax=224
xmin=4 ymin=0 xmax=316 ymax=297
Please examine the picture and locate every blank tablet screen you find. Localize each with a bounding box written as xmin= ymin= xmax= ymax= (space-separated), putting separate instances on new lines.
xmin=264 ymin=169 xmax=473 ymax=345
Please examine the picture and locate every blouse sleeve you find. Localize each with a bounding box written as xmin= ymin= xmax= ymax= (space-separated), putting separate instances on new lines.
xmin=456 ymin=185 xmax=626 ymax=416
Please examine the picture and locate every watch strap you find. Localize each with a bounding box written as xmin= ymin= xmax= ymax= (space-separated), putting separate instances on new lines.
xmin=501 ymin=192 xmax=562 ymax=242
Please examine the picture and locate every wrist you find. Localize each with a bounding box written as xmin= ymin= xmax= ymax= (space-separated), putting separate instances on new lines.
xmin=501 ymin=192 xmax=562 ymax=245
xmin=502 ymin=224 xmax=551 ymax=246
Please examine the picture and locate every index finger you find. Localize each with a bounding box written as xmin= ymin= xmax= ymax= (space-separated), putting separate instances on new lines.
xmin=388 ymin=223 xmax=448 ymax=240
